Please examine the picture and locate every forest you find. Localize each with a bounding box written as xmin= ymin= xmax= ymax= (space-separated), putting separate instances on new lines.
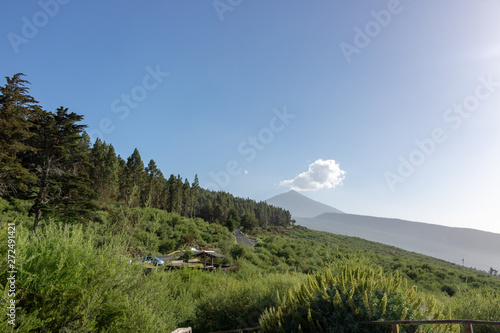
xmin=1 ymin=74 xmax=500 ymax=332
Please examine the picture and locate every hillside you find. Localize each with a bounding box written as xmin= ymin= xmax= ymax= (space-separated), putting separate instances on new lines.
xmin=266 ymin=190 xmax=500 ymax=272
xmin=266 ymin=190 xmax=344 ymax=217
xmin=296 ymin=213 xmax=500 ymax=272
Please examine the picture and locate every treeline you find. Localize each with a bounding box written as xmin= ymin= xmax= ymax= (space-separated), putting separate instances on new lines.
xmin=88 ymin=141 xmax=292 ymax=230
xmin=0 ymin=73 xmax=292 ymax=232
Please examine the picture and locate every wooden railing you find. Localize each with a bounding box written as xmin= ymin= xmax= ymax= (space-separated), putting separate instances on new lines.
xmin=209 ymin=327 xmax=261 ymax=333
xmin=362 ymin=320 xmax=500 ymax=333
xmin=193 ymin=320 xmax=500 ymax=333
xmin=171 ymin=328 xmax=192 ymax=333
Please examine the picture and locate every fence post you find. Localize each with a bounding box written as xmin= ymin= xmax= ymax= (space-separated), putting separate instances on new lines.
xmin=464 ymin=323 xmax=474 ymax=333
xmin=392 ymin=323 xmax=399 ymax=333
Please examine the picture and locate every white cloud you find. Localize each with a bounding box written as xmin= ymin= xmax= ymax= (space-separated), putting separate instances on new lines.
xmin=280 ymin=159 xmax=346 ymax=191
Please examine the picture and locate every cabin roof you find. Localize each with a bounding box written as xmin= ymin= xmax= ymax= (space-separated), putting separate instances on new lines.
xmin=194 ymin=250 xmax=225 ymax=258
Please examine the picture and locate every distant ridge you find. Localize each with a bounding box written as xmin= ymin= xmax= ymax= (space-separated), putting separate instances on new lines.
xmin=296 ymin=212 xmax=500 ymax=271
xmin=266 ymin=190 xmax=344 ymax=217
xmin=266 ymin=191 xmax=500 ymax=271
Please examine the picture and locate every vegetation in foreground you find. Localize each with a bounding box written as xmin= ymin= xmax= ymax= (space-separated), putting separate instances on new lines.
xmin=1 ymin=202 xmax=500 ymax=332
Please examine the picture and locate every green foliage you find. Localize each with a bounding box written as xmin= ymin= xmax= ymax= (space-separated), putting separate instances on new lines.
xmin=2 ymin=209 xmax=500 ymax=332
xmin=100 ymin=206 xmax=234 ymax=256
xmin=226 ymin=208 xmax=240 ymax=231
xmin=0 ymin=223 xmax=209 ymax=332
xmin=230 ymin=243 xmax=251 ymax=260
xmin=90 ymin=139 xmax=120 ymax=203
xmin=0 ymin=73 xmax=40 ymax=196
xmin=183 ymin=249 xmax=194 ymax=259
xmin=0 ymin=198 xmax=33 ymax=228
xmin=24 ymin=106 xmax=96 ymax=232
xmin=260 ymin=265 xmax=455 ymax=333
xmin=264 ymin=227 xmax=500 ymax=294
xmin=192 ymin=271 xmax=302 ymax=332
xmin=0 ymin=224 xmax=146 ymax=331
xmin=447 ymin=289 xmax=500 ymax=333
xmin=241 ymin=211 xmax=259 ymax=231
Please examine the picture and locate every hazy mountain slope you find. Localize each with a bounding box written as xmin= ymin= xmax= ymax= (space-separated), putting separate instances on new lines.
xmin=296 ymin=213 xmax=500 ymax=271
xmin=266 ymin=190 xmax=344 ymax=217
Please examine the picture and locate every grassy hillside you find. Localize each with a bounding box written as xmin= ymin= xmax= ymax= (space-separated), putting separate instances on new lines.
xmin=296 ymin=212 xmax=500 ymax=271
xmin=1 ymin=199 xmax=500 ymax=332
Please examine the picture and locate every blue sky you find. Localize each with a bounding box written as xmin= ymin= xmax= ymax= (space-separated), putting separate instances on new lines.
xmin=2 ymin=1 xmax=500 ymax=233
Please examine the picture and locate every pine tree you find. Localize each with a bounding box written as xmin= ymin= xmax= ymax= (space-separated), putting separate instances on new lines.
xmin=213 ymin=194 xmax=229 ymax=225
xmin=226 ymin=208 xmax=240 ymax=231
xmin=126 ymin=148 xmax=144 ymax=188
xmin=103 ymin=144 xmax=120 ymax=202
xmin=123 ymin=148 xmax=145 ymax=206
xmin=89 ymin=140 xmax=120 ymax=203
xmin=117 ymin=155 xmax=127 ymax=202
xmin=90 ymin=138 xmax=106 ymax=198
xmin=240 ymin=211 xmax=258 ymax=231
xmin=144 ymin=159 xmax=164 ymax=208
xmin=26 ymin=107 xmax=96 ymax=232
xmin=0 ymin=73 xmax=41 ymax=196
xmin=191 ymin=174 xmax=200 ymax=217
xmin=181 ymin=178 xmax=192 ymax=217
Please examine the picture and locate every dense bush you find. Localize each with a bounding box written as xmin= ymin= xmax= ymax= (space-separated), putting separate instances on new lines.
xmin=447 ymin=289 xmax=500 ymax=333
xmin=0 ymin=224 xmax=183 ymax=332
xmin=0 ymin=220 xmax=304 ymax=332
xmin=260 ymin=265 xmax=456 ymax=333
xmin=191 ymin=271 xmax=303 ymax=332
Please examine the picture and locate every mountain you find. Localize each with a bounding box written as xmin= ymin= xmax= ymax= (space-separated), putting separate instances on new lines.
xmin=266 ymin=190 xmax=344 ymax=217
xmin=267 ymin=191 xmax=500 ymax=271
xmin=295 ymin=213 xmax=500 ymax=272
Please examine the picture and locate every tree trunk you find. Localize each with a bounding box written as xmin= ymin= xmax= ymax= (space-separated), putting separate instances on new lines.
xmin=32 ymin=161 xmax=49 ymax=234
xmin=33 ymin=208 xmax=42 ymax=234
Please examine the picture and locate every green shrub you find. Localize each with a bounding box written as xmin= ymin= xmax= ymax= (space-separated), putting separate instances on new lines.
xmin=0 ymin=223 xmax=183 ymax=332
xmin=192 ymin=272 xmax=302 ymax=332
xmin=260 ymin=265 xmax=456 ymax=333
xmin=183 ymin=249 xmax=194 ymax=260
xmin=230 ymin=243 xmax=251 ymax=259
xmin=449 ymin=289 xmax=500 ymax=333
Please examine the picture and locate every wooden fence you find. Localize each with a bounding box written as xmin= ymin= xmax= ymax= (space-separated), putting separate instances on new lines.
xmin=171 ymin=328 xmax=192 ymax=333
xmin=208 ymin=327 xmax=261 ymax=333
xmin=181 ymin=320 xmax=500 ymax=333
xmin=362 ymin=320 xmax=500 ymax=333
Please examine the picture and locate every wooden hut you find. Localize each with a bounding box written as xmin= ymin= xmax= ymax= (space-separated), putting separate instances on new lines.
xmin=194 ymin=251 xmax=225 ymax=268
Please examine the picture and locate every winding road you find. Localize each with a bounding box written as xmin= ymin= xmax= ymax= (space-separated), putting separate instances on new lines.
xmin=234 ymin=229 xmax=254 ymax=247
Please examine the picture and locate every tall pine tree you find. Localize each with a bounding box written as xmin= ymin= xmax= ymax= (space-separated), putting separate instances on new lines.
xmin=25 ymin=107 xmax=96 ymax=232
xmin=122 ymin=148 xmax=144 ymax=206
xmin=143 ymin=159 xmax=164 ymax=208
xmin=103 ymin=143 xmax=120 ymax=202
xmin=0 ymin=73 xmax=41 ymax=196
